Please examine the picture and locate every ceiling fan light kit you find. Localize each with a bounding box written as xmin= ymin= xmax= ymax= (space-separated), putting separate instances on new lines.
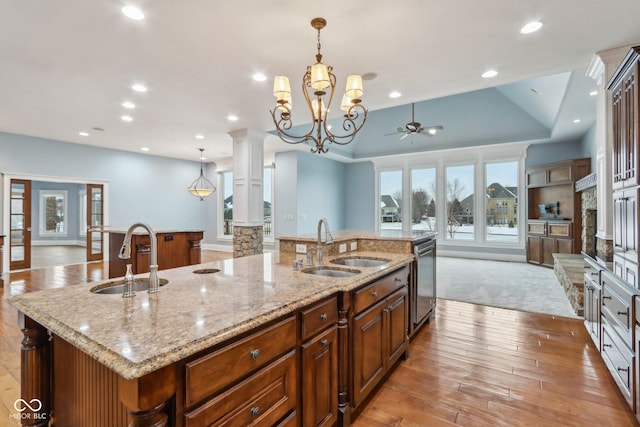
xmin=270 ymin=17 xmax=368 ymax=154
xmin=385 ymin=103 xmax=444 ymax=141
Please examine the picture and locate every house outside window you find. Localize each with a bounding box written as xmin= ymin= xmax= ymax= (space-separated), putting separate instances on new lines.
xmin=379 ymin=170 xmax=403 ymax=233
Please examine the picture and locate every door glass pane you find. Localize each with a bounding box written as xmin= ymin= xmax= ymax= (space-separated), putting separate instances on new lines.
xmin=486 ymin=162 xmax=519 ymax=242
xmin=446 ymin=165 xmax=474 ymax=240
xmin=411 ymin=168 xmax=436 ymax=235
xmin=91 ymin=231 xmax=102 ymax=254
xmin=263 ymin=167 xmax=272 ymax=237
xmin=10 ymin=182 xmax=26 ymax=262
xmin=380 ymin=170 xmax=403 ymax=234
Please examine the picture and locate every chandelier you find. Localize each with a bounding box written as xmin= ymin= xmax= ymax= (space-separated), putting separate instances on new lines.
xmin=188 ymin=148 xmax=216 ymax=200
xmin=270 ymin=17 xmax=367 ymax=154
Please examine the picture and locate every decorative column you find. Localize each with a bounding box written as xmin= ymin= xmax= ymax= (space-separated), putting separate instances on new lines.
xmin=587 ymin=45 xmax=631 ymax=262
xmin=19 ymin=314 xmax=50 ymax=427
xmin=228 ymin=129 xmax=265 ymax=257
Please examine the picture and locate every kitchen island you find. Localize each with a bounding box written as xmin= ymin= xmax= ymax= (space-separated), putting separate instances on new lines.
xmin=10 ymin=249 xmax=414 ymax=426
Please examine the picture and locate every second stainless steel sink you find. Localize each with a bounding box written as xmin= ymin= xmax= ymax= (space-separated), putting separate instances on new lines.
xmin=301 ymin=267 xmax=361 ymax=277
xmin=90 ymin=278 xmax=169 ymax=294
xmin=330 ymin=256 xmax=391 ymax=268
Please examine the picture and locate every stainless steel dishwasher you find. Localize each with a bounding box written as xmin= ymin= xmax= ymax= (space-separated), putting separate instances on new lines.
xmin=413 ymin=236 xmax=436 ymax=331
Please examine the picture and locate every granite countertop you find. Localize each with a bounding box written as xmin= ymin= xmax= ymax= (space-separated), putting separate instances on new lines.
xmin=103 ymin=228 xmax=204 ymax=234
xmin=9 ymin=251 xmax=413 ymax=380
xmin=278 ymin=229 xmax=437 ymax=243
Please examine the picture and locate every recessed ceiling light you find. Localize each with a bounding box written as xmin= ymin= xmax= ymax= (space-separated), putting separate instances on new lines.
xmin=122 ymin=101 xmax=136 ymax=109
xmin=389 ymin=91 xmax=402 ymax=98
xmin=122 ymin=5 xmax=145 ymax=20
xmin=227 ymin=115 xmax=239 ymax=121
xmin=141 ymin=147 xmax=150 ymax=151
xmin=573 ymin=119 xmax=581 ymax=124
xmin=92 ymin=127 xmax=105 ymax=131
xmin=520 ymin=21 xmax=543 ymax=34
xmin=121 ymin=115 xmax=133 ymax=122
xmin=482 ymin=70 xmax=498 ymax=79
xmin=362 ymin=72 xmax=378 ymax=81
xmin=131 ymin=83 xmax=147 ymax=93
xmin=200 ymin=155 xmax=206 ymax=160
xmin=530 ymin=88 xmax=541 ymax=95
xmin=252 ymin=73 xmax=267 ymax=82
xmin=195 ymin=134 xmax=204 ymax=139
xmin=78 ymin=131 xmax=89 ymax=137
xmin=589 ymin=90 xmax=598 ymax=96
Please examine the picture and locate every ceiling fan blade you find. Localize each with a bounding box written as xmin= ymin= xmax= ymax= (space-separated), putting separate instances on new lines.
xmin=399 ymin=133 xmax=410 ymax=140
xmin=384 ymin=131 xmax=402 ymax=136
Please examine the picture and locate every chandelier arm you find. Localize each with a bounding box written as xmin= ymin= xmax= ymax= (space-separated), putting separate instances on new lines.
xmin=270 ymin=108 xmax=319 ymax=146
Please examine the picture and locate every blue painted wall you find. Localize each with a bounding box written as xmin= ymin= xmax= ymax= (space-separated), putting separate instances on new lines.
xmin=345 ymin=161 xmax=375 ymax=230
xmin=526 ymin=139 xmax=584 ymax=167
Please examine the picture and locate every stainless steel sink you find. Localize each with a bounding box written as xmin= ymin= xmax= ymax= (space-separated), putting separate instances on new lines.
xmin=90 ymin=278 xmax=169 ymax=294
xmin=330 ymin=256 xmax=391 ymax=268
xmin=301 ymin=267 xmax=361 ymax=277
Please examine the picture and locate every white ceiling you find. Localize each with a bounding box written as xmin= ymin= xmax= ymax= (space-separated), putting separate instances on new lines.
xmin=1 ymin=1 xmax=640 ymax=163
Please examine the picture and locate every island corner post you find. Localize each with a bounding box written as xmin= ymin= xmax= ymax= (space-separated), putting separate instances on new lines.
xmin=18 ymin=312 xmax=178 ymax=427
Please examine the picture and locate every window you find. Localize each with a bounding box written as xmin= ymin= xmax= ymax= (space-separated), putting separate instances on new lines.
xmin=39 ymin=190 xmax=67 ymax=236
xmin=379 ymin=170 xmax=403 ymax=234
xmin=486 ymin=162 xmax=519 ymax=242
xmin=411 ymin=168 xmax=436 ymax=235
xmin=446 ymin=165 xmax=474 ymax=240
xmin=79 ymin=190 xmax=87 ymax=236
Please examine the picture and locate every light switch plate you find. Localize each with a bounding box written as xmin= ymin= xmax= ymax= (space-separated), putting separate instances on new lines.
xmin=296 ymin=244 xmax=307 ymax=254
xmin=339 ymin=243 xmax=347 ymax=253
xmin=351 ymin=241 xmax=357 ymax=251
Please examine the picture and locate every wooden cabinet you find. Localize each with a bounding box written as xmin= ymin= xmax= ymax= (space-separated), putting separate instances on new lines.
xmin=526 ymin=158 xmax=590 ymax=266
xmin=351 ymin=267 xmax=408 ymax=410
xmin=108 ymin=230 xmax=204 ymax=278
xmin=609 ymin=47 xmax=640 ymax=190
xmin=584 ymin=256 xmax=603 ymax=349
xmin=526 ymin=220 xmax=574 ymax=267
xmin=300 ymin=297 xmax=338 ymax=427
xmin=183 ymin=316 xmax=297 ymax=426
xmin=0 ymin=235 xmax=3 ymax=276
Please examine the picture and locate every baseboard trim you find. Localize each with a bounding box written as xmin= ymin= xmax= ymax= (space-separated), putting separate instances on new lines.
xmin=437 ymin=249 xmax=526 ymax=263
xmin=31 ymin=240 xmax=86 ymax=247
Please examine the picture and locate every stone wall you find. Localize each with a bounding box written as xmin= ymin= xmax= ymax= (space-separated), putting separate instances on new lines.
xmin=233 ymin=225 xmax=263 ymax=258
xmin=581 ymin=187 xmax=597 ymax=257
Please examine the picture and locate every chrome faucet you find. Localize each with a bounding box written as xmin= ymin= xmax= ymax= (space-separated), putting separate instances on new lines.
xmin=316 ymin=218 xmax=334 ymax=264
xmin=119 ymin=223 xmax=159 ymax=294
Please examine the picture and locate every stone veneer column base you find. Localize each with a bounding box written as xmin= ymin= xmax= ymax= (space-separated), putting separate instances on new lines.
xmin=596 ymin=236 xmax=613 ymax=262
xmin=233 ymin=226 xmax=263 ymax=258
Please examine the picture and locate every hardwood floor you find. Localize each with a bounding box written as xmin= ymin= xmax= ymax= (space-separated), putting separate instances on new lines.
xmin=354 ymin=299 xmax=639 ymax=427
xmin=0 ymin=254 xmax=638 ymax=426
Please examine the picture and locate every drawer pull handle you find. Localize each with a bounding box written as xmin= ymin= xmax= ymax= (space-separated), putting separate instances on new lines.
xmin=371 ymin=291 xmax=378 ymax=298
xmin=250 ymin=406 xmax=261 ymax=418
xmin=617 ymin=310 xmax=629 ymax=317
xmin=320 ymin=339 xmax=329 ymax=346
xmin=618 ymin=367 xmax=629 ymax=373
xmin=603 ymin=296 xmax=612 ymax=300
xmin=603 ymin=343 xmax=612 ymax=348
xmin=320 ymin=313 xmax=328 ymax=320
xmin=395 ymin=278 xmax=402 ymax=283
xmin=249 ymin=349 xmax=260 ymax=360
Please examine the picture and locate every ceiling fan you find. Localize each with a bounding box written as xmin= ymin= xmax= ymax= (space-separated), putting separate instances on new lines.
xmin=385 ymin=103 xmax=444 ymax=140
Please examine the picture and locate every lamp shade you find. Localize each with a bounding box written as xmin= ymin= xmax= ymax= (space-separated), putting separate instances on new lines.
xmin=345 ymin=74 xmax=363 ymax=99
xmin=273 ymin=76 xmax=291 ymax=101
xmin=310 ymin=62 xmax=330 ymax=90
xmin=340 ymin=94 xmax=352 ymax=112
xmin=311 ymin=98 xmax=326 ymax=121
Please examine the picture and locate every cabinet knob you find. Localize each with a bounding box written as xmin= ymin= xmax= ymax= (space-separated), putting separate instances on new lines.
xmin=249 ymin=349 xmax=260 ymax=360
xmin=371 ymin=291 xmax=378 ymax=298
xmin=320 ymin=313 xmax=328 ymax=320
xmin=320 ymin=339 xmax=329 ymax=346
xmin=250 ymin=406 xmax=261 ymax=418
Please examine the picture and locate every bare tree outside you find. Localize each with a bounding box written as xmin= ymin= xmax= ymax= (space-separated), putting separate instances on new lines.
xmin=446 ymin=178 xmax=465 ymax=238
xmin=411 ymin=189 xmax=428 ymax=224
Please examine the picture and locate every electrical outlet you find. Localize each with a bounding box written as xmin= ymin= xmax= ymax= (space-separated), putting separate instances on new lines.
xmin=339 ymin=243 xmax=347 ymax=253
xmin=350 ymin=241 xmax=357 ymax=251
xmin=296 ymin=244 xmax=307 ymax=254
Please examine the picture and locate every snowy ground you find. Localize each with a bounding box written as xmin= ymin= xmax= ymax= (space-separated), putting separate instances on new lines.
xmin=381 ymin=218 xmax=518 ymax=242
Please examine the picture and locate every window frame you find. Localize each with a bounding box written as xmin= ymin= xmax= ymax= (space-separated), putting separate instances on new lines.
xmin=38 ymin=190 xmax=68 ymax=237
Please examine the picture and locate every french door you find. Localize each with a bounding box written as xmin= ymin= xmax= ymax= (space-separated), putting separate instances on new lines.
xmin=86 ymin=184 xmax=104 ymax=262
xmin=10 ymin=179 xmax=31 ymax=270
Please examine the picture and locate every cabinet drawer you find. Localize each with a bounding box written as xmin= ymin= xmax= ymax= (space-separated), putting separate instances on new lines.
xmin=547 ymin=222 xmax=571 ymax=237
xmin=185 ymin=351 xmax=297 ymax=427
xmin=301 ymin=296 xmax=338 ymax=341
xmin=527 ymin=221 xmax=546 ymax=235
xmin=353 ymin=266 xmax=407 ymax=313
xmin=602 ymin=320 xmax=634 ymax=407
xmin=601 ymin=271 xmax=634 ymax=344
xmin=548 ymin=165 xmax=572 ymax=184
xmin=185 ymin=316 xmax=296 ymax=407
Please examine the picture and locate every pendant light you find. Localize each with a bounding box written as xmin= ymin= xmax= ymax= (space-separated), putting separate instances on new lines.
xmin=188 ymin=148 xmax=216 ymax=200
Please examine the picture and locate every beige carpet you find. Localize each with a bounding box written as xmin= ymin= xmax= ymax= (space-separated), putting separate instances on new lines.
xmin=436 ymin=256 xmax=579 ymax=319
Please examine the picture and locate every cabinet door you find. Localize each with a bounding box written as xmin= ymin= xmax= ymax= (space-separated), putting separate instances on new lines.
xmin=613 ymin=84 xmax=625 ymax=188
xmin=301 ymin=326 xmax=338 ymax=427
xmin=556 ymin=238 xmax=574 ymax=254
xmin=614 ymin=192 xmax=626 ymax=253
xmin=526 ymin=168 xmax=547 ymax=187
xmin=622 ymin=65 xmax=638 ymax=188
xmin=624 ymin=188 xmax=638 ymax=256
xmin=542 ymin=237 xmax=556 ymax=267
xmin=547 ymin=164 xmax=572 ymax=185
xmin=584 ymin=278 xmax=601 ymax=349
xmin=527 ymin=236 xmax=542 ymax=264
xmin=352 ymin=300 xmax=385 ymax=409
xmin=385 ymin=288 xmax=408 ymax=369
